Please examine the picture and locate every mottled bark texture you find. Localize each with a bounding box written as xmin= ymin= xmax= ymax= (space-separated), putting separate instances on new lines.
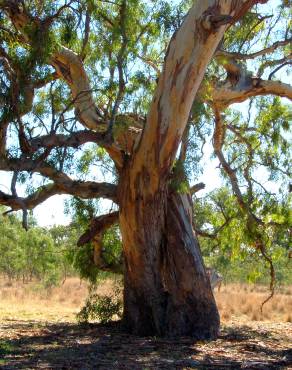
xmin=119 ymin=166 xmax=219 ymax=337
xmin=117 ymin=0 xmax=265 ymax=338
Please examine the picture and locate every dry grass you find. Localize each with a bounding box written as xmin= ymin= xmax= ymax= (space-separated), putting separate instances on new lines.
xmin=1 ymin=278 xmax=291 ymax=369
xmin=215 ymin=283 xmax=292 ymax=323
xmin=0 ymin=277 xmax=116 ymax=323
xmin=0 ymin=277 xmax=291 ymax=324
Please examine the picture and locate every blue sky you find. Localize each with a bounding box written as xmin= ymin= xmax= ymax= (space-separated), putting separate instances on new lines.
xmin=0 ymin=0 xmax=288 ymax=227
xmin=0 ymin=149 xmax=223 ymax=227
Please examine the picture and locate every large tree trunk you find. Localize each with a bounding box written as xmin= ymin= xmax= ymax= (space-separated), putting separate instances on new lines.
xmin=117 ymin=0 xmax=261 ymax=338
xmin=119 ymin=172 xmax=219 ymax=338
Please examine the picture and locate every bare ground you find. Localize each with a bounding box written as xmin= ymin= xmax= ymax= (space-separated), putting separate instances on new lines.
xmin=0 ymin=279 xmax=291 ymax=369
xmin=0 ymin=319 xmax=291 ymax=369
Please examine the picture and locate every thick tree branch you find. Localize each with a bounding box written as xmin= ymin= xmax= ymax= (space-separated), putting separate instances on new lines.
xmin=29 ymin=130 xmax=107 ymax=151
xmin=211 ymin=42 xmax=292 ymax=108
xmin=4 ymin=0 xmax=107 ymax=132
xmin=0 ymin=179 xmax=118 ymax=212
xmin=29 ymin=130 xmax=123 ymax=166
xmin=190 ymin=182 xmax=206 ymax=195
xmin=216 ymin=38 xmax=292 ymax=60
xmin=77 ymin=211 xmax=122 ymax=273
xmin=29 ymin=122 xmax=142 ymax=167
xmin=0 ymin=156 xmax=118 ymax=208
xmin=77 ymin=211 xmax=119 ymax=247
xmin=212 ymin=78 xmax=292 ymax=108
xmin=0 ymin=185 xmax=57 ymax=211
xmin=51 ymin=47 xmax=106 ymax=132
xmin=131 ymin=0 xmax=263 ymax=196
xmin=1 ymin=1 xmax=125 ymax=166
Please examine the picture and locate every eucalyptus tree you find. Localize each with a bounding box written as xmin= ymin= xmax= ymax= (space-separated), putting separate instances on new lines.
xmin=0 ymin=0 xmax=291 ymax=338
xmin=0 ymin=207 xmax=64 ymax=284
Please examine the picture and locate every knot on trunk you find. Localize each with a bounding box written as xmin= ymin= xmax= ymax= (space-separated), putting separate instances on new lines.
xmin=202 ymin=14 xmax=233 ymax=31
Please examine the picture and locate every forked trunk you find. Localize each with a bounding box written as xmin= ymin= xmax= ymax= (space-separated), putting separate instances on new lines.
xmin=119 ymin=174 xmax=219 ymax=338
xmin=117 ymin=0 xmax=259 ymax=339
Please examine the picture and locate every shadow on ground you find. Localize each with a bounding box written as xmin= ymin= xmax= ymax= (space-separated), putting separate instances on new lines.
xmin=0 ymin=320 xmax=291 ymax=369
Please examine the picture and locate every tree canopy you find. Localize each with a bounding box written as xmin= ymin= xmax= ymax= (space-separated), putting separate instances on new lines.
xmin=0 ymin=0 xmax=291 ymax=311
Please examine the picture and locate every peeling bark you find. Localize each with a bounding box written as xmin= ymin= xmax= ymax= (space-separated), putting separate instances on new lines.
xmin=131 ymin=0 xmax=259 ymax=197
xmin=51 ymin=47 xmax=106 ymax=132
xmin=118 ymin=0 xmax=265 ymax=338
xmin=120 ymin=180 xmax=219 ymax=337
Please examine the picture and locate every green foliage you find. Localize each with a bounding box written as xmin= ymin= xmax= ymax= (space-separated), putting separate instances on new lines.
xmin=102 ymin=225 xmax=122 ymax=267
xmin=170 ymin=160 xmax=189 ymax=194
xmin=0 ymin=207 xmax=77 ymax=286
xmin=77 ymin=282 xmax=123 ymax=324
xmin=60 ymin=13 xmax=77 ymax=46
xmin=23 ymin=23 xmax=57 ymax=66
xmin=0 ymin=205 xmax=121 ymax=292
xmin=0 ymin=340 xmax=14 ymax=357
xmin=64 ymin=195 xmax=122 ymax=284
xmin=0 ymin=0 xmax=291 ymax=297
xmin=69 ymin=243 xmax=101 ymax=284
xmin=195 ymin=188 xmax=292 ymax=286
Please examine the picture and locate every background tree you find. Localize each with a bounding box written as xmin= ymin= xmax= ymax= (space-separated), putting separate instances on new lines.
xmin=0 ymin=207 xmax=76 ymax=286
xmin=0 ymin=0 xmax=291 ymax=338
xmin=194 ymin=189 xmax=291 ymax=287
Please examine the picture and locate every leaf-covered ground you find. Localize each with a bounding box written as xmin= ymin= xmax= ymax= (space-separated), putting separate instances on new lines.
xmin=0 ymin=319 xmax=291 ymax=369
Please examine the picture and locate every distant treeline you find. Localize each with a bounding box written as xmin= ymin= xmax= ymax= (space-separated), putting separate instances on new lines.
xmin=0 ymin=208 xmax=79 ymax=287
xmin=0 ymin=206 xmax=291 ymax=287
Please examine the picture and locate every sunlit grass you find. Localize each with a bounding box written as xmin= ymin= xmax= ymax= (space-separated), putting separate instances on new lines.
xmin=214 ymin=283 xmax=292 ymax=323
xmin=0 ymin=277 xmax=291 ymax=324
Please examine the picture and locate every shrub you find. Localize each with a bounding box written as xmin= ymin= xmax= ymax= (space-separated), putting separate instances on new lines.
xmin=77 ymin=283 xmax=122 ymax=324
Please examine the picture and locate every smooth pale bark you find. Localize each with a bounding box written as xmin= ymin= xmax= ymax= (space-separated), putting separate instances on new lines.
xmin=52 ymin=47 xmax=105 ymax=132
xmin=130 ymin=1 xmax=261 ymax=196
xmin=119 ymin=0 xmax=261 ymax=338
xmin=212 ymin=79 xmax=292 ymax=108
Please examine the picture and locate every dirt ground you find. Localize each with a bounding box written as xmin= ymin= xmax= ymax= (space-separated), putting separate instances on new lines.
xmin=0 ymin=319 xmax=291 ymax=369
xmin=0 ymin=279 xmax=291 ymax=369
